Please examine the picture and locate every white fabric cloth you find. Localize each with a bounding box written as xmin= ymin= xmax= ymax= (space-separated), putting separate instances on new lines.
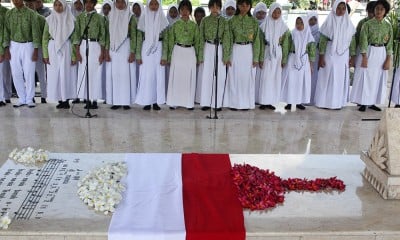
xmin=319 ymin=0 xmax=355 ymax=56
xmin=106 ymin=39 xmax=135 ymax=105
xmin=199 ymin=43 xmax=226 ymax=108
xmin=195 ymin=63 xmax=203 ymax=103
xmin=46 ymin=0 xmax=74 ymax=55
xmin=223 ymin=44 xmax=256 ymax=109
xmin=108 ymin=153 xmax=186 ymax=240
xmin=281 ymin=53 xmax=312 ymax=104
xmin=70 ymin=0 xmax=82 ymax=17
xmin=167 ymin=4 xmax=180 ymax=25
xmin=135 ymin=41 xmax=166 ymax=105
xmin=222 ymin=0 xmax=236 ymax=19
xmin=9 ymin=41 xmax=36 ymax=105
xmin=166 ymin=45 xmax=196 ymax=108
xmin=314 ymin=41 xmax=350 ymax=109
xmin=261 ymin=3 xmax=288 ymax=60
xmin=138 ymin=0 xmax=168 ymax=56
xmin=253 ymin=2 xmax=267 ymax=25
xmin=77 ymin=41 xmax=103 ymax=100
xmin=46 ymin=39 xmax=77 ymax=101
xmin=109 ymin=0 xmax=131 ymax=52
xmin=307 ymin=11 xmax=320 ymax=43
xmin=350 ymin=46 xmax=387 ymax=105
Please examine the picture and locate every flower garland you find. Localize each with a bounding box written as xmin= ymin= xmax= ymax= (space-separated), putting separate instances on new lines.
xmin=232 ymin=164 xmax=346 ymax=211
xmin=0 ymin=213 xmax=11 ymax=230
xmin=77 ymin=162 xmax=127 ymax=215
xmin=9 ymin=147 xmax=49 ymax=165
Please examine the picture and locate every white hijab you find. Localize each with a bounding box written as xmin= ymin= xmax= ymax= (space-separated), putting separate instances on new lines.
xmin=46 ymin=0 xmax=75 ymax=54
xmin=319 ymin=0 xmax=355 ymax=56
xmin=131 ymin=1 xmax=144 ymax=20
xmin=222 ymin=0 xmax=236 ymax=19
xmin=253 ymin=2 xmax=267 ymax=25
xmin=138 ymin=0 xmax=169 ymax=56
xmin=70 ymin=0 xmax=82 ymax=17
xmin=291 ymin=16 xmax=315 ymax=69
xmin=101 ymin=0 xmax=113 ymax=17
xmin=167 ymin=4 xmax=179 ymax=25
xmin=109 ymin=0 xmax=131 ymax=52
xmin=261 ymin=3 xmax=288 ymax=59
xmin=307 ymin=11 xmax=320 ymax=43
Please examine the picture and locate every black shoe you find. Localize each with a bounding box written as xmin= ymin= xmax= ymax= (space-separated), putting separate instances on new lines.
xmin=216 ymin=108 xmax=222 ymax=111
xmin=358 ymin=105 xmax=366 ymax=112
xmin=72 ymin=98 xmax=80 ymax=104
xmin=241 ymin=109 xmax=249 ymax=111
xmin=266 ymin=104 xmax=276 ymax=110
xmin=56 ymin=101 xmax=63 ymax=109
xmin=13 ymin=103 xmax=26 ymax=108
xmin=5 ymin=99 xmax=11 ymax=104
xmin=296 ymin=104 xmax=306 ymax=110
xmin=143 ymin=105 xmax=151 ymax=110
xmin=285 ymin=104 xmax=291 ymax=110
xmin=110 ymin=105 xmax=121 ymax=110
xmin=32 ymin=98 xmax=36 ymax=103
xmin=259 ymin=105 xmax=267 ymax=110
xmin=169 ymin=107 xmax=176 ymax=110
xmin=41 ymin=98 xmax=47 ymax=104
xmin=63 ymin=101 xmax=70 ymax=109
xmin=395 ymin=104 xmax=400 ymax=108
xmin=90 ymin=101 xmax=98 ymax=109
xmin=369 ymin=105 xmax=381 ymax=111
xmin=201 ymin=106 xmax=210 ymax=111
xmin=230 ymin=108 xmax=238 ymax=111
xmin=187 ymin=108 xmax=194 ymax=111
xmin=123 ymin=106 xmax=131 ymax=110
xmin=0 ymin=101 xmax=5 ymax=107
xmin=153 ymin=104 xmax=161 ymax=111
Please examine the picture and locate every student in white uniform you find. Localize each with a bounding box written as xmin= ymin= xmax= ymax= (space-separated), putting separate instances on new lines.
xmin=43 ymin=0 xmax=76 ymax=109
xmin=253 ymin=2 xmax=267 ymax=104
xmin=135 ymin=0 xmax=169 ymax=111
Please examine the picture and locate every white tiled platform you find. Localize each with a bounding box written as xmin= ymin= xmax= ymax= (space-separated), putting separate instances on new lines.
xmin=0 ymin=153 xmax=400 ymax=240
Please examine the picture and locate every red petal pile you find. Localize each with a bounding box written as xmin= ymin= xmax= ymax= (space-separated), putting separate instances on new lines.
xmin=231 ymin=164 xmax=346 ymax=211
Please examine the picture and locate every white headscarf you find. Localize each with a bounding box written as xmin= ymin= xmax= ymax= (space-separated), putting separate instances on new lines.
xmin=307 ymin=11 xmax=320 ymax=43
xmin=253 ymin=2 xmax=267 ymax=25
xmin=70 ymin=0 xmax=82 ymax=17
xmin=261 ymin=3 xmax=288 ymax=59
xmin=167 ymin=4 xmax=179 ymax=25
xmin=131 ymin=1 xmax=144 ymax=20
xmin=109 ymin=0 xmax=131 ymax=51
xmin=291 ymin=16 xmax=315 ymax=69
xmin=319 ymin=0 xmax=355 ymax=56
xmin=138 ymin=0 xmax=169 ymax=56
xmin=46 ymin=0 xmax=75 ymax=54
xmin=222 ymin=0 xmax=236 ymax=19
xmin=101 ymin=0 xmax=113 ymax=16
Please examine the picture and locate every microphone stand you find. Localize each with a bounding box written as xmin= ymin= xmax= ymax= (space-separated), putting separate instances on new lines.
xmin=207 ymin=15 xmax=221 ymax=119
xmin=82 ymin=13 xmax=97 ymax=118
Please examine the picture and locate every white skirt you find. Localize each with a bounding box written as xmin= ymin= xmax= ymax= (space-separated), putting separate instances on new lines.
xmin=106 ymin=39 xmax=136 ymax=105
xmin=391 ymin=67 xmax=400 ymax=104
xmin=350 ymin=46 xmax=387 ymax=105
xmin=46 ymin=39 xmax=77 ymax=101
xmin=195 ymin=63 xmax=203 ymax=104
xmin=199 ymin=43 xmax=226 ymax=108
xmin=223 ymin=44 xmax=255 ymax=109
xmin=258 ymin=45 xmax=283 ymax=105
xmin=77 ymin=41 xmax=103 ymax=100
xmin=135 ymin=41 xmax=166 ymax=105
xmin=166 ymin=45 xmax=196 ymax=108
xmin=281 ymin=53 xmax=311 ymax=104
xmin=314 ymin=41 xmax=350 ymax=109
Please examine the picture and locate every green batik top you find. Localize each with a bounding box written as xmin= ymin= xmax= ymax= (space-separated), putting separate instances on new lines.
xmin=355 ymin=17 xmax=370 ymax=48
xmin=198 ymin=15 xmax=231 ymax=62
xmin=0 ymin=5 xmax=8 ymax=55
xmin=228 ymin=14 xmax=260 ymax=62
xmin=168 ymin=19 xmax=200 ymax=62
xmin=136 ymin=30 xmax=167 ymax=61
xmin=72 ymin=11 xmax=106 ymax=47
xmin=319 ymin=34 xmax=356 ymax=56
xmin=3 ymin=6 xmax=41 ymax=48
xmin=37 ymin=13 xmax=45 ymax=46
xmin=285 ymin=33 xmax=316 ymax=64
xmin=42 ymin=22 xmax=76 ymax=60
xmin=259 ymin=29 xmax=290 ymax=64
xmin=360 ymin=18 xmax=393 ymax=55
